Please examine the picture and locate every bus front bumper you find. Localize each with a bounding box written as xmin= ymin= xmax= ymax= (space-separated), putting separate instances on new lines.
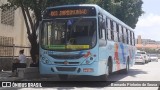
xmin=39 ymin=60 xmax=107 ymax=76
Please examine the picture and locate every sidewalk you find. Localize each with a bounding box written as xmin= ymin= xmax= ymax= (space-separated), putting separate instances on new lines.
xmin=0 ymin=71 xmax=59 ymax=81
xmin=0 ymin=71 xmax=22 ymax=81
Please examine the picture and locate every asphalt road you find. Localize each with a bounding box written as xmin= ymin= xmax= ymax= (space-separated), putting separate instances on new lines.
xmin=1 ymin=60 xmax=160 ymax=90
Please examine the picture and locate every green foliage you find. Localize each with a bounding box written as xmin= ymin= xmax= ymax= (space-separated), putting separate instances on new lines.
xmin=0 ymin=0 xmax=143 ymax=29
xmin=86 ymin=0 xmax=144 ymax=29
xmin=114 ymin=0 xmax=144 ymax=28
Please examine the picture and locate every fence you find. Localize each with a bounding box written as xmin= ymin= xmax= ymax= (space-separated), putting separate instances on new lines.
xmin=0 ymin=36 xmax=31 ymax=71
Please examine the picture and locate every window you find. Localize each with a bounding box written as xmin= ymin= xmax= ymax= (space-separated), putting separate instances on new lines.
xmin=106 ymin=18 xmax=108 ymax=28
xmin=106 ymin=18 xmax=108 ymax=39
xmin=0 ymin=36 xmax=14 ymax=56
xmin=110 ymin=20 xmax=114 ymax=40
xmin=133 ymin=32 xmax=135 ymax=45
xmin=107 ymin=19 xmax=111 ymax=40
xmin=113 ymin=22 xmax=117 ymax=41
xmin=99 ymin=15 xmax=103 ymax=39
xmin=41 ymin=18 xmax=97 ymax=51
xmin=126 ymin=29 xmax=129 ymax=44
xmin=132 ymin=32 xmax=135 ymax=46
xmin=128 ymin=30 xmax=131 ymax=45
xmin=124 ymin=28 xmax=127 ymax=44
xmin=1 ymin=7 xmax=15 ymax=26
xmin=99 ymin=23 xmax=106 ymax=40
xmin=121 ymin=27 xmax=125 ymax=43
xmin=130 ymin=31 xmax=132 ymax=45
xmin=116 ymin=24 xmax=120 ymax=42
xmin=119 ymin=25 xmax=122 ymax=42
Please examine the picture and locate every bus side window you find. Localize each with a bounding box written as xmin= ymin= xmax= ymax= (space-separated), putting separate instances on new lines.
xmin=121 ymin=27 xmax=125 ymax=43
xmin=107 ymin=19 xmax=111 ymax=40
xmin=98 ymin=15 xmax=105 ymax=40
xmin=119 ymin=25 xmax=122 ymax=42
xmin=123 ymin=28 xmax=127 ymax=44
xmin=130 ymin=31 xmax=132 ymax=45
xmin=110 ymin=20 xmax=114 ymax=41
xmin=126 ymin=29 xmax=129 ymax=44
xmin=128 ymin=30 xmax=131 ymax=45
xmin=113 ymin=22 xmax=117 ymax=42
xmin=98 ymin=14 xmax=106 ymax=47
xmin=116 ymin=23 xmax=120 ymax=42
xmin=98 ymin=15 xmax=103 ymax=39
xmin=106 ymin=17 xmax=108 ymax=39
xmin=132 ymin=32 xmax=135 ymax=46
xmin=133 ymin=32 xmax=135 ymax=46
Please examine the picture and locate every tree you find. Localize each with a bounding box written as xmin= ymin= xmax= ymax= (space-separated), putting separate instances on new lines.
xmin=0 ymin=0 xmax=143 ymax=64
xmin=114 ymin=0 xmax=144 ymax=28
xmin=87 ymin=0 xmax=144 ymax=28
xmin=0 ymin=0 xmax=87 ymax=64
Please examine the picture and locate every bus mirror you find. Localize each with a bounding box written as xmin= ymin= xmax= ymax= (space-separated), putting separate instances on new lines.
xmin=99 ymin=39 xmax=106 ymax=47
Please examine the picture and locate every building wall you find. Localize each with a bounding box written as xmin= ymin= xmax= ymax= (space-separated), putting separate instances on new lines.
xmin=137 ymin=35 xmax=142 ymax=44
xmin=0 ymin=1 xmax=30 ymax=57
xmin=136 ymin=44 xmax=160 ymax=49
xmin=136 ymin=35 xmax=160 ymax=50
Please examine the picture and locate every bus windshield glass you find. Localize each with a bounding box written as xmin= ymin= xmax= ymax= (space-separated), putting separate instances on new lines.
xmin=41 ymin=18 xmax=97 ymax=51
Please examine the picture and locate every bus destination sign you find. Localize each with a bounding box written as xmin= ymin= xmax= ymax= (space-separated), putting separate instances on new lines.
xmin=50 ymin=9 xmax=88 ymax=17
xmin=43 ymin=6 xmax=96 ymax=18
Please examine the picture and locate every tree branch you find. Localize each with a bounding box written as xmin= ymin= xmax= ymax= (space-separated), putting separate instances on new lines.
xmin=26 ymin=7 xmax=34 ymax=32
xmin=20 ymin=2 xmax=31 ymax=36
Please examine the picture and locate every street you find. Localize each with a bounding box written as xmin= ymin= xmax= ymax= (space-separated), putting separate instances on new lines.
xmin=42 ymin=60 xmax=160 ymax=90
xmin=0 ymin=60 xmax=160 ymax=90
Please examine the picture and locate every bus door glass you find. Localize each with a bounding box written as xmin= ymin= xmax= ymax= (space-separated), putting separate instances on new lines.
xmin=98 ymin=14 xmax=106 ymax=47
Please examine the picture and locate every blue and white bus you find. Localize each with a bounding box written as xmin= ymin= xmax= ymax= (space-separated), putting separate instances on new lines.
xmin=39 ymin=4 xmax=136 ymax=80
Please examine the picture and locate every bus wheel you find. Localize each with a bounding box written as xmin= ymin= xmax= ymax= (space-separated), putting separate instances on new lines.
xmin=121 ymin=59 xmax=129 ymax=74
xmin=99 ymin=59 xmax=112 ymax=81
xmin=108 ymin=59 xmax=113 ymax=75
xmin=58 ymin=74 xmax=68 ymax=81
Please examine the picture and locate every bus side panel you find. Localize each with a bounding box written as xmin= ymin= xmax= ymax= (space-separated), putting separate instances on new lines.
xmin=98 ymin=41 xmax=108 ymax=75
xmin=118 ymin=43 xmax=136 ymax=70
xmin=113 ymin=42 xmax=127 ymax=72
xmin=98 ymin=41 xmax=119 ymax=74
xmin=129 ymin=46 xmax=136 ymax=66
xmin=98 ymin=40 xmax=136 ymax=75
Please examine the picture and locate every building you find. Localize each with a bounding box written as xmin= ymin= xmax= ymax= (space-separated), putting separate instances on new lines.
xmin=136 ymin=35 xmax=160 ymax=50
xmin=0 ymin=0 xmax=30 ymax=57
xmin=137 ymin=35 xmax=142 ymax=44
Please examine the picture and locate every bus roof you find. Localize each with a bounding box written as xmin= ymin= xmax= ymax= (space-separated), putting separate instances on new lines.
xmin=46 ymin=4 xmax=98 ymax=9
xmin=45 ymin=4 xmax=134 ymax=32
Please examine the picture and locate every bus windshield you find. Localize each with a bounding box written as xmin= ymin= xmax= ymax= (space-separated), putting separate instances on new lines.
xmin=41 ymin=18 xmax=97 ymax=51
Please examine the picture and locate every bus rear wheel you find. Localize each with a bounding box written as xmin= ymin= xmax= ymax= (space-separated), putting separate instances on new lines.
xmin=121 ymin=59 xmax=129 ymax=74
xmin=58 ymin=74 xmax=68 ymax=81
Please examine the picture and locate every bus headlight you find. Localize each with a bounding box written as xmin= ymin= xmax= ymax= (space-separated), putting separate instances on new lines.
xmin=41 ymin=57 xmax=52 ymax=64
xmin=82 ymin=56 xmax=94 ymax=65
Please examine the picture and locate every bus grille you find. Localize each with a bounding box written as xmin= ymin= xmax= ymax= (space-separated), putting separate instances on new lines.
xmin=54 ymin=62 xmax=79 ymax=65
xmin=56 ymin=67 xmax=76 ymax=71
xmin=49 ymin=54 xmax=84 ymax=59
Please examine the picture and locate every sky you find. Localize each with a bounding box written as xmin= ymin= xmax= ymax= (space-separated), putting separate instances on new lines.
xmin=135 ymin=0 xmax=160 ymax=41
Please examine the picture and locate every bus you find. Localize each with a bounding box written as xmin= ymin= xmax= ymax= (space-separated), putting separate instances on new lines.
xmin=39 ymin=4 xmax=136 ymax=80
